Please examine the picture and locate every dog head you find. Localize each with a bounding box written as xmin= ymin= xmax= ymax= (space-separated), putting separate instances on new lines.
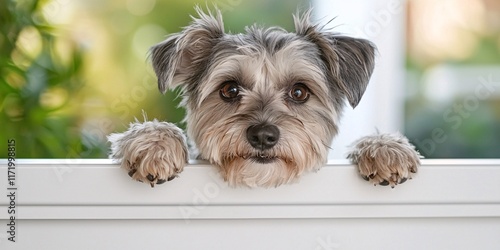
xmin=150 ymin=7 xmax=375 ymax=187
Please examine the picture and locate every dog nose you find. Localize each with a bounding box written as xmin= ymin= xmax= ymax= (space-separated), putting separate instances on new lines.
xmin=246 ymin=123 xmax=280 ymax=150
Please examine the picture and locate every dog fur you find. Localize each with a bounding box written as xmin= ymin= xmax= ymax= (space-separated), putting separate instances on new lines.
xmin=108 ymin=7 xmax=421 ymax=188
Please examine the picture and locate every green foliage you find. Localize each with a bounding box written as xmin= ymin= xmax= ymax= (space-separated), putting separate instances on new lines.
xmin=0 ymin=0 xmax=105 ymax=158
xmin=405 ymin=100 xmax=500 ymax=158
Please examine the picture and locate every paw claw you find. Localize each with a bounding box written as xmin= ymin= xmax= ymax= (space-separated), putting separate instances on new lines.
xmin=399 ymin=178 xmax=408 ymax=184
xmin=379 ymin=180 xmax=390 ymax=186
xmin=146 ymin=174 xmax=156 ymax=182
xmin=167 ymin=176 xmax=176 ymax=181
xmin=156 ymin=179 xmax=167 ymax=185
xmin=128 ymin=169 xmax=137 ymax=178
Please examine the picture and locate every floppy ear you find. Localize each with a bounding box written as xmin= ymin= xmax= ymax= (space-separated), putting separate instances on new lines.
xmin=294 ymin=10 xmax=376 ymax=108
xmin=150 ymin=7 xmax=225 ymax=93
xmin=327 ymin=36 xmax=376 ymax=108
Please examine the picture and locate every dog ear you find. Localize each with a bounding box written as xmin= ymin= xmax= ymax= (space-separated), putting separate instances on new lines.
xmin=150 ymin=7 xmax=225 ymax=93
xmin=294 ymin=10 xmax=376 ymax=108
xmin=326 ymin=36 xmax=376 ymax=108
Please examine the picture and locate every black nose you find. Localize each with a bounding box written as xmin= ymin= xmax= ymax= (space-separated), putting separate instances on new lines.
xmin=246 ymin=123 xmax=280 ymax=150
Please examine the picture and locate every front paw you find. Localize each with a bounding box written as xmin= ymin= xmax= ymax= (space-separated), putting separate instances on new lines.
xmin=347 ymin=133 xmax=422 ymax=188
xmin=108 ymin=119 xmax=188 ymax=187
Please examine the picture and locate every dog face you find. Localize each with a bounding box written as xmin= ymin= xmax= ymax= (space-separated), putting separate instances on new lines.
xmin=150 ymin=8 xmax=375 ymax=187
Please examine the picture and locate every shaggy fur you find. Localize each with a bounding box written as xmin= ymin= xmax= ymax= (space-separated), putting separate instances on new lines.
xmin=108 ymin=7 xmax=421 ymax=188
xmin=108 ymin=119 xmax=188 ymax=186
xmin=347 ymin=132 xmax=420 ymax=187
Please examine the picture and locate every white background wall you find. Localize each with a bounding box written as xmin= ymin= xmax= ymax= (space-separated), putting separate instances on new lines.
xmin=313 ymin=0 xmax=406 ymax=159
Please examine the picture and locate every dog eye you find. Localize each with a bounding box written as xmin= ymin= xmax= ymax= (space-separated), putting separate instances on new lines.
xmin=289 ymin=83 xmax=310 ymax=103
xmin=220 ymin=81 xmax=240 ymax=101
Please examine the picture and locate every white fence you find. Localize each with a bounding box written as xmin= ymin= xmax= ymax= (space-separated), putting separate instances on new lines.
xmin=1 ymin=159 xmax=500 ymax=249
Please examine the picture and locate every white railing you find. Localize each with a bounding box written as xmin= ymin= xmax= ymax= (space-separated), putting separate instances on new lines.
xmin=1 ymin=159 xmax=500 ymax=249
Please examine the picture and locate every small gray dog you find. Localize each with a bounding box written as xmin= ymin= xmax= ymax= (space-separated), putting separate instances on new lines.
xmin=108 ymin=7 xmax=420 ymax=188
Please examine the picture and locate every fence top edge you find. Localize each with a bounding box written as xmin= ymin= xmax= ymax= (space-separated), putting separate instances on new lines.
xmin=1 ymin=158 xmax=500 ymax=167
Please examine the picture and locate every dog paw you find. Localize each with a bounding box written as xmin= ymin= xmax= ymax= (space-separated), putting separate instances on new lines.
xmin=347 ymin=133 xmax=422 ymax=188
xmin=108 ymin=119 xmax=188 ymax=187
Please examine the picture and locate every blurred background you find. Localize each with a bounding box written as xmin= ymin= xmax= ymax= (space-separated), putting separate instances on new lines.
xmin=1 ymin=0 xmax=499 ymax=159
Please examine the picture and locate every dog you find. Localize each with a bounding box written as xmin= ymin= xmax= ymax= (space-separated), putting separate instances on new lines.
xmin=108 ymin=7 xmax=421 ymax=188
